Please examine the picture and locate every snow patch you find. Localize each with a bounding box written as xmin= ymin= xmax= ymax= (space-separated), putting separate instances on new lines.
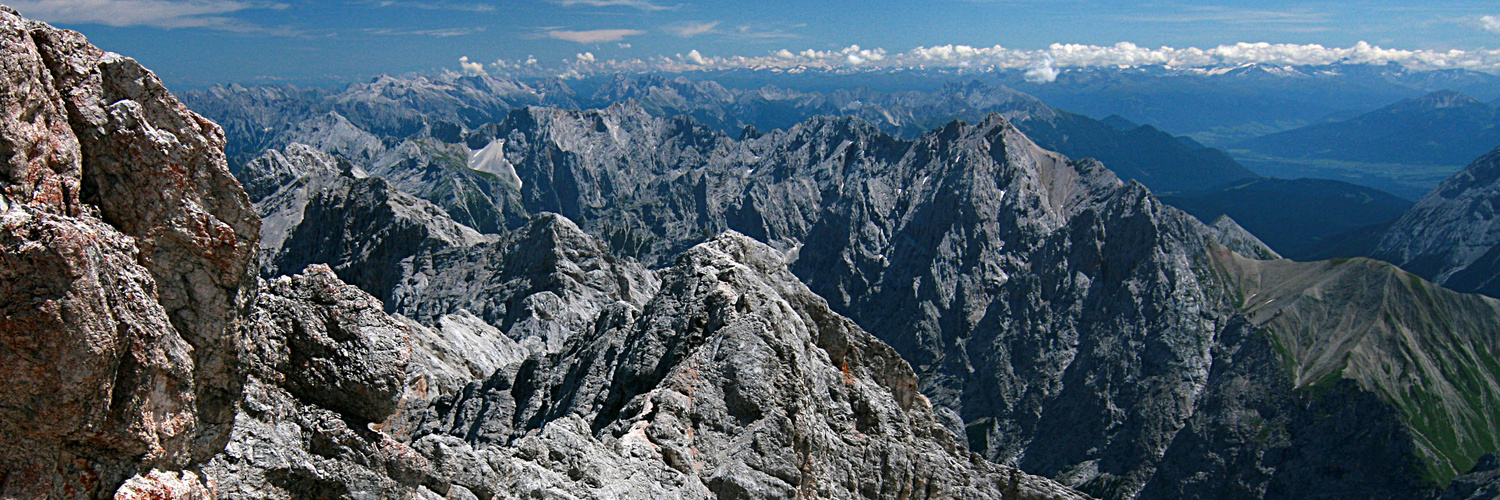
xmin=468 ymin=139 xmax=523 ymax=191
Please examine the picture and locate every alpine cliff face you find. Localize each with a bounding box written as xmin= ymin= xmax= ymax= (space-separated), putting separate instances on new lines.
xmin=399 ymin=232 xmax=1088 ymax=500
xmin=1374 ymin=146 xmax=1500 ymax=298
xmin=0 ymin=6 xmax=258 ymax=496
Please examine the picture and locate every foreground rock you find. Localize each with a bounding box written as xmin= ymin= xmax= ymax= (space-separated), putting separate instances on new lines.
xmin=0 ymin=7 xmax=258 ymax=497
xmin=1442 ymin=453 xmax=1500 ymax=500
xmin=204 ymin=264 xmax=430 ymax=499
xmin=405 ymin=232 xmax=1087 ymax=499
xmin=197 ymin=237 xmax=1090 ymax=499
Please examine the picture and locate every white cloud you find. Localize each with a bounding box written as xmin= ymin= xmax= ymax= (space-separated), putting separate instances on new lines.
xmin=682 ymin=49 xmax=709 ymax=65
xmin=370 ymin=1 xmax=495 ymax=12
xmin=486 ymin=41 xmax=1500 ymax=78
xmin=546 ymin=29 xmax=646 ymax=43
xmin=576 ymin=52 xmax=596 ymax=63
xmin=458 ymin=56 xmax=486 ymax=76
xmin=554 ymin=0 xmax=673 ymax=11
xmin=1482 ymin=15 xmax=1500 ymax=34
xmin=7 ymin=0 xmax=284 ymax=30
xmin=368 ymin=26 xmax=479 ymax=37
xmin=1024 ymin=56 xmax=1058 ymax=83
xmin=665 ymin=21 xmax=718 ymax=37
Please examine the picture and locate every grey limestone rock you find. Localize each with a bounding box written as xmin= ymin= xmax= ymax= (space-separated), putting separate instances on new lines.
xmin=270 ymin=165 xmax=493 ymax=303
xmin=260 ymin=99 xmax=1499 ymax=498
xmin=240 ymin=144 xmax=659 ymax=356
xmin=387 ymin=212 xmax=659 ymax=353
xmin=1374 ymin=146 xmax=1500 ymax=298
xmin=1205 ymin=214 xmax=1281 ymax=260
xmin=1443 ymin=453 xmax=1500 ymax=500
xmin=205 ymin=264 xmax=434 ymax=499
xmin=408 ymin=232 xmax=1089 ymax=500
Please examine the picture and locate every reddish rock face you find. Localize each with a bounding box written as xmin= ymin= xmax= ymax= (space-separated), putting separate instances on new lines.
xmin=0 ymin=6 xmax=81 ymax=215
xmin=0 ymin=6 xmax=259 ymax=498
xmin=113 ymin=470 xmax=215 ymax=500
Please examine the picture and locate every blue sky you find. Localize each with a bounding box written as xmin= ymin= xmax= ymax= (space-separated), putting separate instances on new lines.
xmin=10 ymin=0 xmax=1500 ymax=88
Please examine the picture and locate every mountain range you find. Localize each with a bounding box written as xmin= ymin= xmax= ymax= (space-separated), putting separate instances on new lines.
xmin=236 ymin=90 xmax=1500 ymax=498
xmin=189 ymin=72 xmax=1432 ymax=263
xmin=3 ymin=7 xmax=1500 ymax=500
xmin=185 ymin=74 xmax=1259 ymax=195
xmin=0 ymin=9 xmax=1082 ymax=499
xmin=1160 ymin=177 xmax=1414 ymax=260
xmin=992 ymin=63 xmax=1500 ymax=146
xmin=1231 ymin=90 xmax=1500 ymax=199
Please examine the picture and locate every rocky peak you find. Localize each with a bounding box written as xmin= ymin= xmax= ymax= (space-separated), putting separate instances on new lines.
xmin=387 ymin=211 xmax=658 ymax=354
xmin=0 ymin=7 xmax=259 ymax=496
xmin=1207 ymin=247 xmax=1500 ymax=487
xmin=1204 ymin=214 xmax=1282 ymax=260
xmin=407 ymin=231 xmax=1089 ymax=499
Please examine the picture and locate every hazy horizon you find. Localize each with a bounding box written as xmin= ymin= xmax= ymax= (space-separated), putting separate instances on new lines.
xmin=7 ymin=0 xmax=1500 ymax=88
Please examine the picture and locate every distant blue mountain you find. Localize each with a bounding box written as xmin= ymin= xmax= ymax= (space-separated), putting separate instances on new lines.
xmin=1160 ymin=177 xmax=1413 ymax=260
xmin=1235 ymin=91 xmax=1500 ymax=167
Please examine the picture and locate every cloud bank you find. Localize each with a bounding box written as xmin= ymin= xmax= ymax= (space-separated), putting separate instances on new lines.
xmin=1483 ymin=15 xmax=1500 ymax=34
xmin=1023 ymin=56 xmax=1058 ymax=83
xmin=485 ymin=40 xmax=1500 ymax=79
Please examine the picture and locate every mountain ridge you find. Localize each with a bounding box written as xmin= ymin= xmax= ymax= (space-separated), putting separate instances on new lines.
xmin=243 ymin=100 xmax=1499 ymax=497
xmin=1373 ymin=145 xmax=1500 ymax=298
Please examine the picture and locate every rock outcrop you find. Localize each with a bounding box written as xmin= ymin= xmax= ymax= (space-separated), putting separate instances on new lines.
xmin=1442 ymin=453 xmax=1500 ymax=500
xmin=403 ymin=232 xmax=1088 ymax=500
xmin=1374 ymin=146 xmax=1500 ymax=298
xmin=204 ymin=265 xmax=433 ymax=499
xmin=0 ymin=7 xmax=258 ymax=497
